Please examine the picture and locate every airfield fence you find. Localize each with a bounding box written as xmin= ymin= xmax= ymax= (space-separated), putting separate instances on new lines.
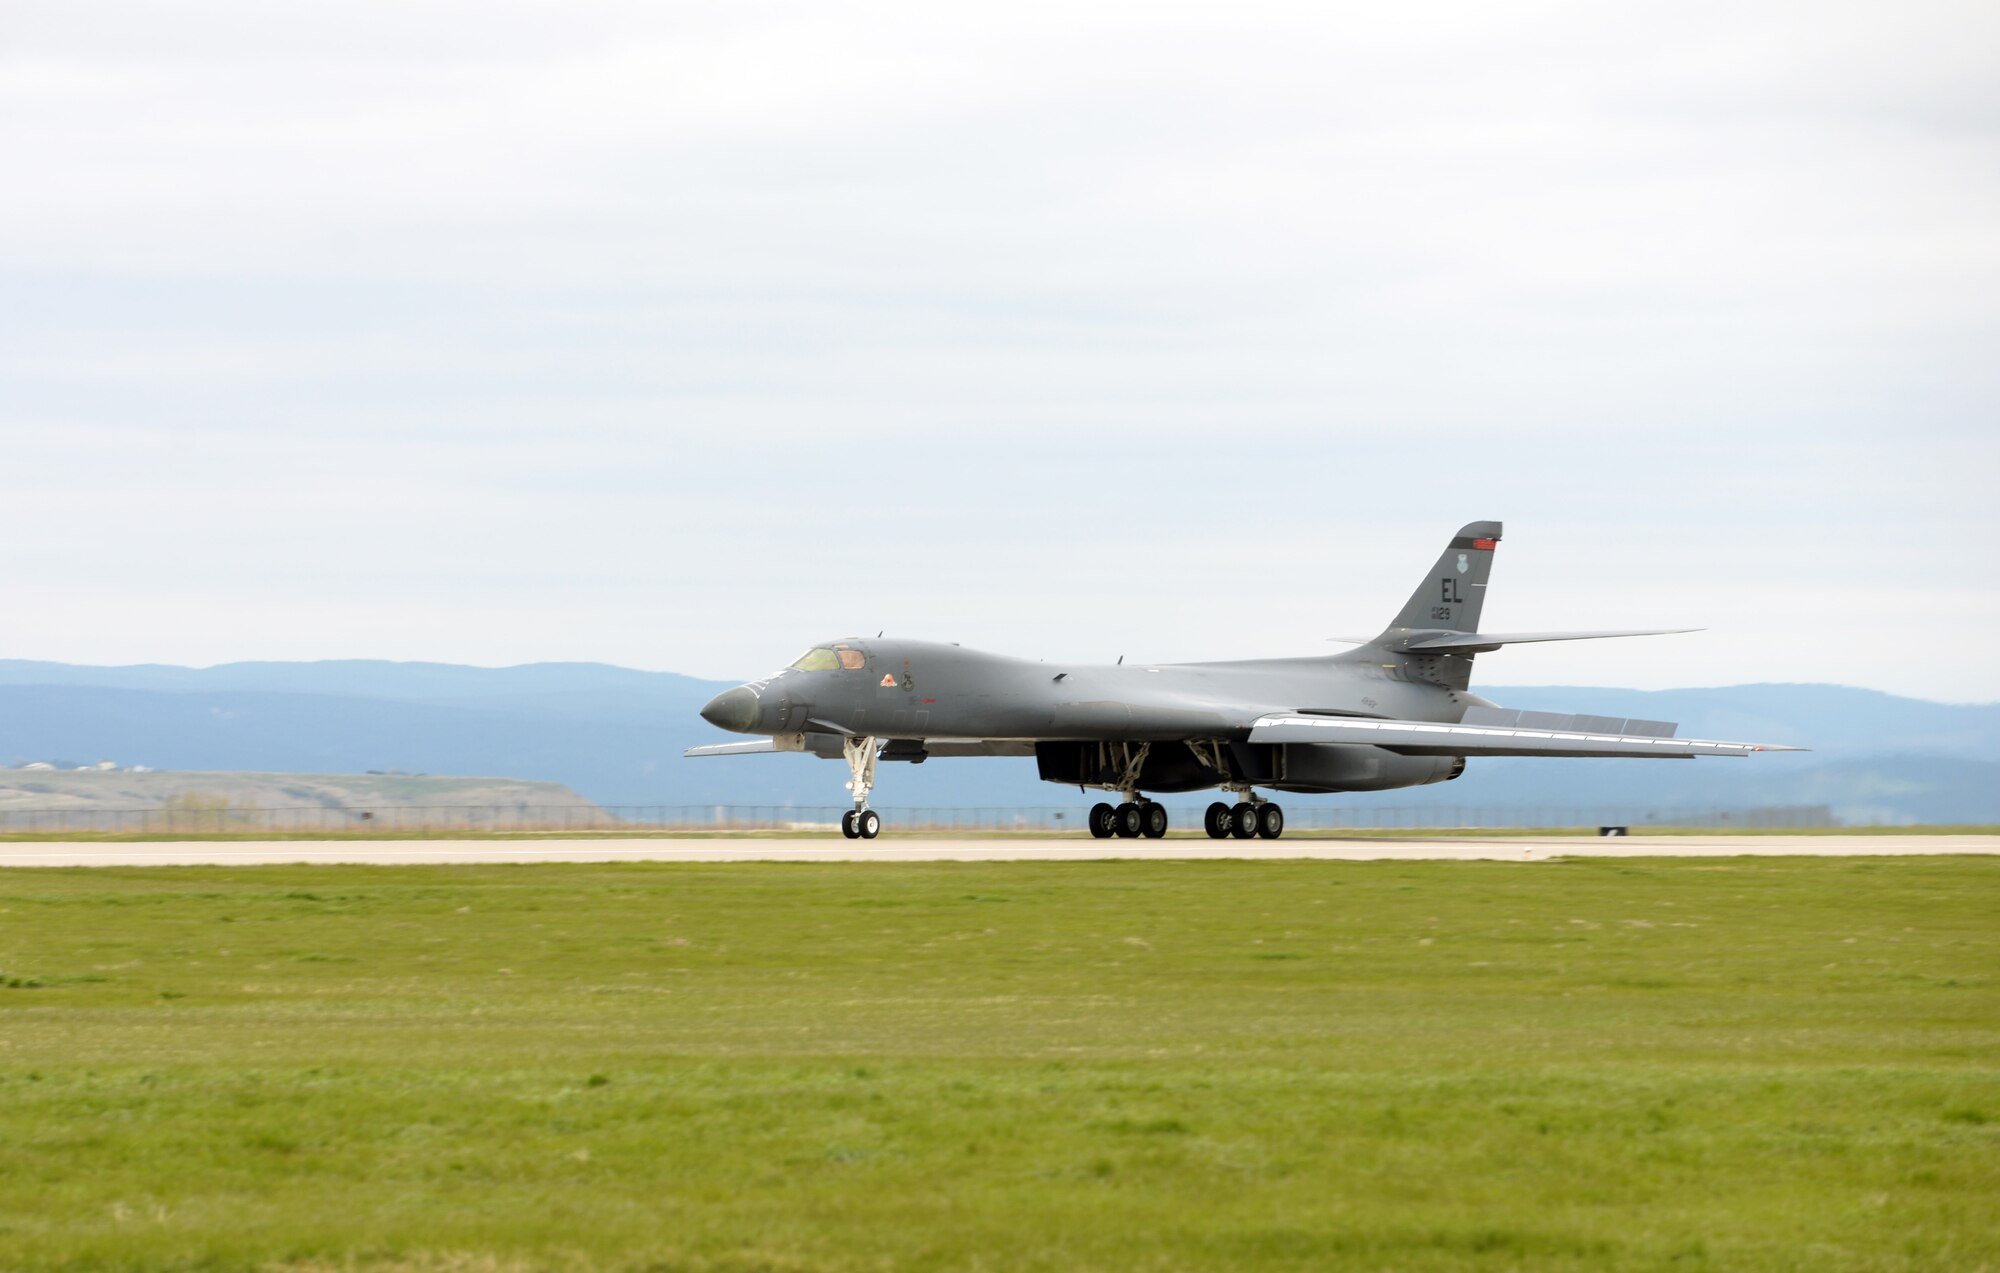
xmin=0 ymin=802 xmax=1839 ymax=835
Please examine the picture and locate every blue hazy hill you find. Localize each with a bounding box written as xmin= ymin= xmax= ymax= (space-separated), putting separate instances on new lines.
xmin=0 ymin=659 xmax=710 ymax=703
xmin=1472 ymin=683 xmax=2000 ymax=763
xmin=1 ymin=661 xmax=1994 ymax=823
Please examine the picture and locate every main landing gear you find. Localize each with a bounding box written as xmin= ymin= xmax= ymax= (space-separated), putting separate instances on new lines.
xmin=1088 ymin=800 xmax=1169 ymax=840
xmin=838 ymin=736 xmax=882 ymax=840
xmin=1083 ymin=797 xmax=1282 ymax=840
xmin=1204 ymin=798 xmax=1284 ymax=840
xmin=1084 ymin=743 xmax=1169 ymax=840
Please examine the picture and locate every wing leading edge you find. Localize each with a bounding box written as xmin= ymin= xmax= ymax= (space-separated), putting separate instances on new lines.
xmin=1248 ymin=714 xmax=1805 ymax=759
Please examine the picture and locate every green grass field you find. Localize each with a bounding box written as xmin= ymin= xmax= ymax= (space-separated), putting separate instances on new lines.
xmin=2 ymin=824 xmax=1995 ymax=843
xmin=2 ymin=858 xmax=1995 ymax=1272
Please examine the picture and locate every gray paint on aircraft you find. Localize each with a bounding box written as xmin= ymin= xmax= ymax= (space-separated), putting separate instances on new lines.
xmin=689 ymin=522 xmax=1802 ymax=827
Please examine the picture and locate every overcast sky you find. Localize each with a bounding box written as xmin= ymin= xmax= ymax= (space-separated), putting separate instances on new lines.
xmin=3 ymin=1 xmax=1995 ymax=700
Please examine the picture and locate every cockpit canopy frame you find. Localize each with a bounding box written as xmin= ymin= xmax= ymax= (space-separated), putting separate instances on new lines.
xmin=790 ymin=644 xmax=867 ymax=672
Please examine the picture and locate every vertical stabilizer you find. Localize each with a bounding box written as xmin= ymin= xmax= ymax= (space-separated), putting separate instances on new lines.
xmin=1384 ymin=520 xmax=1502 ymax=635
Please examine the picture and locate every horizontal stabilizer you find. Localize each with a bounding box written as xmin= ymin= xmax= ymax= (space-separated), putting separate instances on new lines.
xmin=1248 ymin=713 xmax=1804 ymax=759
xmin=1386 ymin=628 xmax=1699 ymax=654
xmin=683 ymin=740 xmax=783 ymax=758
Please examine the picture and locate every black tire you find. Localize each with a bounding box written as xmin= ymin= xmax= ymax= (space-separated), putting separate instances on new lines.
xmin=1142 ymin=803 xmax=1169 ymax=839
xmin=1257 ymin=803 xmax=1285 ymax=840
xmin=1230 ymin=802 xmax=1259 ymax=840
xmin=1203 ymin=802 xmax=1230 ymax=839
xmin=858 ymin=809 xmax=882 ymax=839
xmin=1088 ymin=802 xmax=1116 ymax=839
xmin=840 ymin=809 xmax=860 ymax=839
xmin=1115 ymin=802 xmax=1144 ymax=839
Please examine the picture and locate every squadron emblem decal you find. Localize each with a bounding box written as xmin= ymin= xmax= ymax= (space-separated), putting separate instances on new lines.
xmin=1456 ymin=553 xmax=1469 ymax=574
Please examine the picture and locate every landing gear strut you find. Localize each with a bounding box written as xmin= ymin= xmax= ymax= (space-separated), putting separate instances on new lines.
xmin=838 ymin=736 xmax=881 ymax=839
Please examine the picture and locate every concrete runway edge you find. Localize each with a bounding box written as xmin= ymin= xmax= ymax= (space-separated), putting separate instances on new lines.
xmin=1 ymin=834 xmax=1995 ymax=867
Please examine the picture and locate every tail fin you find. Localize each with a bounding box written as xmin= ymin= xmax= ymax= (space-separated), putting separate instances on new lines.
xmin=1384 ymin=520 xmax=1502 ymax=636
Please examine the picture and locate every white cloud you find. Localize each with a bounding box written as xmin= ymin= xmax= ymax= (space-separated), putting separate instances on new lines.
xmin=1 ymin=0 xmax=1994 ymax=698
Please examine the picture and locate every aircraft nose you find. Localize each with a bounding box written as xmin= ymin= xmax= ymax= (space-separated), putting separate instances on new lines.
xmin=699 ymin=687 xmax=760 ymax=733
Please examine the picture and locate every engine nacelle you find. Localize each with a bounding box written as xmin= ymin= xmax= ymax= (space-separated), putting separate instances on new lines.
xmin=1263 ymin=743 xmax=1465 ymax=793
xmin=1034 ymin=741 xmax=1220 ymax=792
xmin=1034 ymin=740 xmax=1465 ymax=794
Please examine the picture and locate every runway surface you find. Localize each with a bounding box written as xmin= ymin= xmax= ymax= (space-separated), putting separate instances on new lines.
xmin=1 ymin=834 xmax=1993 ymax=867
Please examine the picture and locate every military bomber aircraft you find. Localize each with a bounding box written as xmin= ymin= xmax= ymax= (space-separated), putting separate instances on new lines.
xmin=689 ymin=521 xmax=1801 ymax=839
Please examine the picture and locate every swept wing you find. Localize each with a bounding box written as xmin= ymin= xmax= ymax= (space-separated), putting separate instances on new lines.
xmin=1249 ymin=710 xmax=1804 ymax=759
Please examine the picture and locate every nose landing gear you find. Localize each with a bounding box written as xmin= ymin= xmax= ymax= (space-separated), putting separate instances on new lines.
xmin=838 ymin=736 xmax=882 ymax=839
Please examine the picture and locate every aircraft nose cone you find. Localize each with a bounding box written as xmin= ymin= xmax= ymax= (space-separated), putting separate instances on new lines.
xmin=700 ymin=687 xmax=760 ymax=733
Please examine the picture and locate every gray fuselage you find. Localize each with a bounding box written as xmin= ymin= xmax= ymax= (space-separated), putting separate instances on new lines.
xmin=719 ymin=638 xmax=1478 ymax=742
xmin=700 ymin=637 xmax=1485 ymax=796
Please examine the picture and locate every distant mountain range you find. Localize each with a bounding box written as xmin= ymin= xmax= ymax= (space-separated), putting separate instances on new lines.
xmin=2 ymin=659 xmax=1995 ymax=825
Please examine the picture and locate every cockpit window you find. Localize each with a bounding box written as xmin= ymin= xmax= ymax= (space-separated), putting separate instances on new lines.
xmin=837 ymin=648 xmax=866 ymax=671
xmin=789 ymin=648 xmax=840 ymax=672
